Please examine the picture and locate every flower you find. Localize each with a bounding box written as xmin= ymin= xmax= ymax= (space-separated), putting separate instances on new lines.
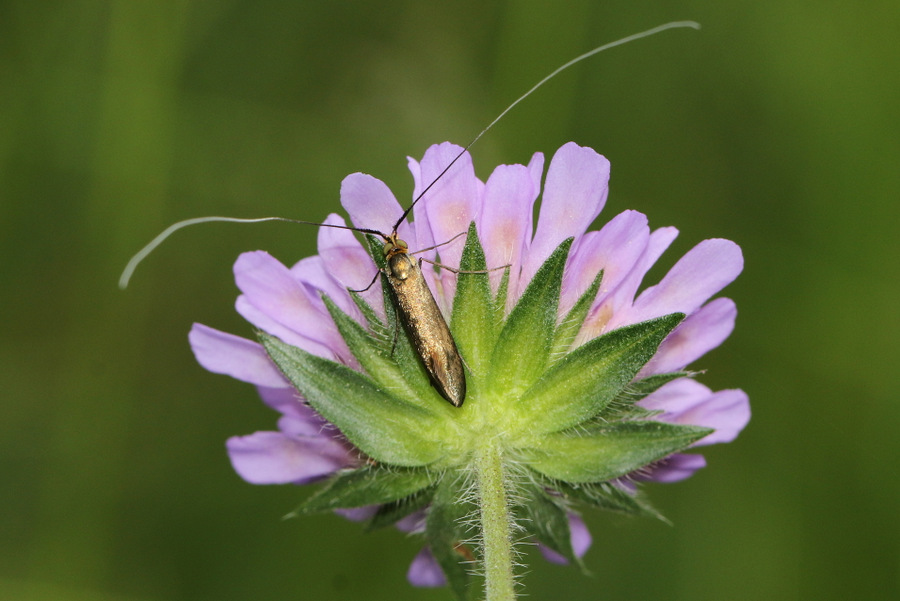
xmin=189 ymin=142 xmax=749 ymax=596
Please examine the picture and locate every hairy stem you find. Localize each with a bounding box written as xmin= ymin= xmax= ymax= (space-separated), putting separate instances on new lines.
xmin=474 ymin=442 xmax=515 ymax=601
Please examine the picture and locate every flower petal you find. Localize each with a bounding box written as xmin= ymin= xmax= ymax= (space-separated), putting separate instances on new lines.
xmin=642 ymin=297 xmax=737 ymax=375
xmin=539 ymin=512 xmax=592 ymax=565
xmin=642 ymin=453 xmax=707 ymax=483
xmin=479 ymin=162 xmax=539 ymax=299
xmin=235 ymin=295 xmax=340 ymax=362
xmin=255 ymin=385 xmax=306 ymax=417
xmin=394 ymin=509 xmax=427 ymax=534
xmin=561 ymin=209 xmax=649 ymax=316
xmin=627 ymin=239 xmax=743 ymax=324
xmin=413 ymin=143 xmax=485 ymax=307
xmin=524 ymin=143 xmax=610 ymax=285
xmin=316 ymin=213 xmax=384 ymax=315
xmin=685 ymin=389 xmax=750 ymax=446
xmin=602 ymin=226 xmax=679 ymax=329
xmin=407 ymin=547 xmax=446 ymax=588
xmin=189 ymin=323 xmax=288 ymax=388
xmin=641 ymin=378 xmax=710 ymax=412
xmin=641 ymin=379 xmax=750 ymax=446
xmin=411 ymin=142 xmax=483 ymax=260
xmin=233 ymin=251 xmax=350 ymax=358
xmin=290 ymin=254 xmax=360 ymax=323
xmin=334 ymin=506 xmax=380 ymax=522
xmin=583 ymin=226 xmax=679 ymax=340
xmin=340 ymin=172 xmax=404 ymax=236
xmin=276 ymin=413 xmax=332 ymax=438
xmin=226 ymin=431 xmax=352 ymax=484
xmin=526 ymin=151 xmax=545 ymax=201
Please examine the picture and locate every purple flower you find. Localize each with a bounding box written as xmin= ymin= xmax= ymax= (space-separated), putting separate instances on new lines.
xmin=189 ymin=142 xmax=748 ymax=588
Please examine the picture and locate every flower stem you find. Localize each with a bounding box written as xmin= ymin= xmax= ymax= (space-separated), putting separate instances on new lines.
xmin=474 ymin=442 xmax=516 ymax=601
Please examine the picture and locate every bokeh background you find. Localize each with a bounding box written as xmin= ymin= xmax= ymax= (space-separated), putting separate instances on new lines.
xmin=2 ymin=2 xmax=898 ymax=600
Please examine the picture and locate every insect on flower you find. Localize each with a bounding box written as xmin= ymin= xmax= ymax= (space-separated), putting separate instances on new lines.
xmin=118 ymin=149 xmax=493 ymax=407
xmin=297 ymin=200 xmax=482 ymax=408
xmin=365 ymin=227 xmax=469 ymax=407
xmin=120 ymin=22 xmax=703 ymax=409
xmin=119 ymin=21 xmax=751 ymax=599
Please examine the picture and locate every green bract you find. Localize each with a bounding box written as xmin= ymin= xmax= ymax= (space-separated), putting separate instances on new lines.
xmin=259 ymin=224 xmax=711 ymax=599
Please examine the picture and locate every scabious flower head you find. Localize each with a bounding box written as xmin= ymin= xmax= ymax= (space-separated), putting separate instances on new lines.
xmin=190 ymin=142 xmax=749 ymax=596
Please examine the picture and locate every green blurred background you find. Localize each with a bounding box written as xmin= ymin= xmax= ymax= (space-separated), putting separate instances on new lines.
xmin=2 ymin=1 xmax=898 ymax=600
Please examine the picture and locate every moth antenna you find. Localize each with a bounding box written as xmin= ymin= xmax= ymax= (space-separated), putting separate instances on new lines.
xmin=118 ymin=215 xmax=386 ymax=289
xmin=391 ymin=19 xmax=700 ymax=233
xmin=121 ymin=21 xmax=699 ymax=289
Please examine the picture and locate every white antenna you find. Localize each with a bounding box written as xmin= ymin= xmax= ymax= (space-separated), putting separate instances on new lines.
xmin=119 ymin=217 xmax=294 ymax=289
xmin=120 ymin=20 xmax=700 ymax=289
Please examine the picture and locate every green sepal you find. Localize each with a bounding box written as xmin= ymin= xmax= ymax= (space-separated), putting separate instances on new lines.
xmin=493 ymin=264 xmax=510 ymax=328
xmin=523 ymin=421 xmax=713 ymax=483
xmin=549 ymin=269 xmax=603 ymax=364
xmin=626 ymin=371 xmax=694 ymax=401
xmin=365 ymin=233 xmax=388 ymax=270
xmin=549 ymin=478 xmax=665 ymax=521
xmin=348 ymin=290 xmax=390 ymax=343
xmin=365 ymin=486 xmax=436 ymax=531
xmin=426 ymin=475 xmax=474 ymax=601
xmin=599 ymin=372 xmax=694 ymax=422
xmin=489 ymin=238 xmax=573 ymax=395
xmin=259 ymin=333 xmax=442 ymax=466
xmin=322 ymin=295 xmax=434 ymax=411
xmin=516 ymin=480 xmax=580 ymax=567
xmin=516 ymin=313 xmax=685 ymax=436
xmin=451 ymin=222 xmax=496 ymax=378
xmin=595 ymin=402 xmax=660 ymax=423
xmin=292 ymin=466 xmax=437 ymax=514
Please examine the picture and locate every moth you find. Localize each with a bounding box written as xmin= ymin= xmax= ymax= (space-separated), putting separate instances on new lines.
xmin=371 ymin=230 xmax=467 ymax=407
